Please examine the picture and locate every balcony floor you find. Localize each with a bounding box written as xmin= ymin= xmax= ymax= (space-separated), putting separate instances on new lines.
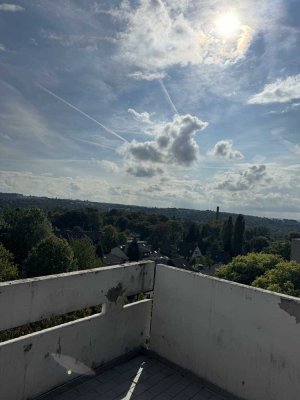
xmin=43 ymin=355 xmax=234 ymax=400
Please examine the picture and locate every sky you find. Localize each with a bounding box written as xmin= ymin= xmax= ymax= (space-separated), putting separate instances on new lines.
xmin=0 ymin=0 xmax=299 ymax=219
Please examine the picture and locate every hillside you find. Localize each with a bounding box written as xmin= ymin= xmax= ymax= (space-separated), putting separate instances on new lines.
xmin=0 ymin=192 xmax=299 ymax=239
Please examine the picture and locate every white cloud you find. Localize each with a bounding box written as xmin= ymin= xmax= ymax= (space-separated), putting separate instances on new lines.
xmin=125 ymin=114 xmax=208 ymax=171
xmin=128 ymin=108 xmax=152 ymax=124
xmin=213 ymin=164 xmax=270 ymax=191
xmin=128 ymin=71 xmax=166 ymax=81
xmin=117 ymin=0 xmax=255 ymax=71
xmin=0 ymin=43 xmax=6 ymax=51
xmin=97 ymin=160 xmax=120 ymax=174
xmin=248 ymin=74 xmax=300 ymax=104
xmin=207 ymin=140 xmax=244 ymax=160
xmin=0 ymin=3 xmax=24 ymax=12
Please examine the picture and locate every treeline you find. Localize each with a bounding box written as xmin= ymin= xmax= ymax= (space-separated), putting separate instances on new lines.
xmin=1 ymin=192 xmax=299 ymax=239
xmin=1 ymin=205 xmax=299 ymax=283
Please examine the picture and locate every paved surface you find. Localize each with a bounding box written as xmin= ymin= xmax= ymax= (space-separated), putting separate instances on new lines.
xmin=48 ymin=355 xmax=232 ymax=400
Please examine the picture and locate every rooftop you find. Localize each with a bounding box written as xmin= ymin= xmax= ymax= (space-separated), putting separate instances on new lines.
xmin=41 ymin=354 xmax=232 ymax=400
xmin=1 ymin=261 xmax=299 ymax=400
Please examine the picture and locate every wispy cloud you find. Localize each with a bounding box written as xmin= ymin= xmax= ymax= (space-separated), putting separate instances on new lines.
xmin=159 ymin=79 xmax=178 ymax=115
xmin=129 ymin=71 xmax=166 ymax=81
xmin=0 ymin=3 xmax=24 ymax=12
xmin=128 ymin=108 xmax=152 ymax=124
xmin=248 ymin=74 xmax=300 ymax=104
xmin=37 ymin=84 xmax=128 ymax=143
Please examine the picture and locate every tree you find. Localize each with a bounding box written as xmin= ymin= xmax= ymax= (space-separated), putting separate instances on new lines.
xmin=24 ymin=236 xmax=77 ymax=277
xmin=233 ymin=214 xmax=245 ymax=256
xmin=253 ymin=261 xmax=300 ymax=297
xmin=0 ymin=243 xmax=19 ymax=282
xmin=102 ymin=225 xmax=119 ymax=253
xmin=216 ymin=252 xmax=283 ymax=285
xmin=186 ymin=223 xmax=200 ymax=243
xmin=245 ymin=236 xmax=270 ymax=253
xmin=69 ymin=238 xmax=102 ymax=270
xmin=127 ymin=238 xmax=140 ymax=261
xmin=118 ymin=232 xmax=127 ymax=246
xmin=4 ymin=208 xmax=53 ymax=265
xmin=53 ymin=208 xmax=101 ymax=231
xmin=263 ymin=241 xmax=291 ymax=261
xmin=222 ymin=217 xmax=233 ymax=255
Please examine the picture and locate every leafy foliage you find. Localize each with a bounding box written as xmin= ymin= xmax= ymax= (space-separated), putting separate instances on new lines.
xmin=69 ymin=238 xmax=102 ymax=270
xmin=102 ymin=225 xmax=120 ymax=253
xmin=253 ymin=261 xmax=300 ymax=297
xmin=2 ymin=208 xmax=52 ymax=265
xmin=24 ymin=236 xmax=77 ymax=277
xmin=0 ymin=243 xmax=19 ymax=282
xmin=51 ymin=208 xmax=101 ymax=231
xmin=233 ymin=214 xmax=245 ymax=256
xmin=216 ymin=253 xmax=283 ymax=285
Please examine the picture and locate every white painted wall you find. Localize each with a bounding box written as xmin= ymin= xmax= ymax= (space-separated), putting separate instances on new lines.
xmin=150 ymin=265 xmax=300 ymax=400
xmin=0 ymin=261 xmax=155 ymax=331
xmin=0 ymin=262 xmax=155 ymax=400
xmin=0 ymin=299 xmax=152 ymax=400
xmin=291 ymin=239 xmax=300 ymax=263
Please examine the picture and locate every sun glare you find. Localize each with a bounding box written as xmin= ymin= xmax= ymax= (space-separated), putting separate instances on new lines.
xmin=216 ymin=12 xmax=241 ymax=38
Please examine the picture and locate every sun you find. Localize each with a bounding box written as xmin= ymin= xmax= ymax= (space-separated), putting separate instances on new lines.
xmin=216 ymin=11 xmax=241 ymax=38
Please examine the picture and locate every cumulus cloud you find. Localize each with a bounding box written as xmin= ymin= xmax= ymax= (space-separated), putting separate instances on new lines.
xmin=128 ymin=71 xmax=166 ymax=81
xmin=0 ymin=3 xmax=24 ymax=11
xmin=126 ymin=114 xmax=208 ymax=170
xmin=126 ymin=163 xmax=163 ymax=177
xmin=128 ymin=108 xmax=152 ymax=124
xmin=214 ymin=165 xmax=270 ymax=191
xmin=248 ymin=74 xmax=300 ymax=104
xmin=207 ymin=140 xmax=244 ymax=160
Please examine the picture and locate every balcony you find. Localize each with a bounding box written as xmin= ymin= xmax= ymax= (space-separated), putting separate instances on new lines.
xmin=0 ymin=261 xmax=300 ymax=400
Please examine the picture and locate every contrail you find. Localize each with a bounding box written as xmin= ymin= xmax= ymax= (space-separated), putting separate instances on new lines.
xmin=36 ymin=83 xmax=128 ymax=143
xmin=159 ymin=79 xmax=178 ymax=115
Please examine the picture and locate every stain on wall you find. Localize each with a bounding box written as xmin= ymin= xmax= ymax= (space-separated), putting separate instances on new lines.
xmin=279 ymin=298 xmax=300 ymax=324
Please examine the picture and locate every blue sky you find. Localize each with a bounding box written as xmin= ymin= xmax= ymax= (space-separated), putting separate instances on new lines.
xmin=0 ymin=0 xmax=299 ymax=219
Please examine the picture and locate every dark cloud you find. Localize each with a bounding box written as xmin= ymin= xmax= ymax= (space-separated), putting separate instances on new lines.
xmin=126 ymin=164 xmax=163 ymax=177
xmin=129 ymin=141 xmax=163 ymax=163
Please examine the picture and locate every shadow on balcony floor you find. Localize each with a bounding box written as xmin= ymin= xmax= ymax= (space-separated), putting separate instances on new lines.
xmin=41 ymin=354 xmax=234 ymax=400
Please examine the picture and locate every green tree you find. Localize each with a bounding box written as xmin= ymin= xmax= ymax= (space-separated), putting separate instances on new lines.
xmin=185 ymin=223 xmax=200 ymax=243
xmin=233 ymin=214 xmax=245 ymax=256
xmin=216 ymin=252 xmax=283 ymax=285
xmin=263 ymin=241 xmax=291 ymax=260
xmin=53 ymin=208 xmax=101 ymax=231
xmin=5 ymin=208 xmax=53 ymax=264
xmin=69 ymin=238 xmax=102 ymax=270
xmin=222 ymin=216 xmax=233 ymax=255
xmin=245 ymin=236 xmax=271 ymax=253
xmin=24 ymin=236 xmax=77 ymax=277
xmin=102 ymin=225 xmax=119 ymax=253
xmin=0 ymin=243 xmax=19 ymax=282
xmin=118 ymin=232 xmax=127 ymax=246
xmin=127 ymin=238 xmax=140 ymax=261
xmin=253 ymin=261 xmax=300 ymax=297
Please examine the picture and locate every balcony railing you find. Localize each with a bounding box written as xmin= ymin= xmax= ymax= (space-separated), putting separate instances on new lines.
xmin=1 ymin=262 xmax=300 ymax=400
